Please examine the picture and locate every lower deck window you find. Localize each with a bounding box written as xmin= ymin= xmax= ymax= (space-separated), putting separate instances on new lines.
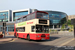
xmin=8 ymin=27 xmax=14 ymax=31
xmin=0 ymin=27 xmax=2 ymax=31
xmin=16 ymin=27 xmax=25 ymax=32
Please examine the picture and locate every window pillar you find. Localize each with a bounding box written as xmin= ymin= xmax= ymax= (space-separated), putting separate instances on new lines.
xmin=60 ymin=25 xmax=62 ymax=29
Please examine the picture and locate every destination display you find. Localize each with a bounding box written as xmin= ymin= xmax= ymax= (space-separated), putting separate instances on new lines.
xmin=39 ymin=20 xmax=47 ymax=24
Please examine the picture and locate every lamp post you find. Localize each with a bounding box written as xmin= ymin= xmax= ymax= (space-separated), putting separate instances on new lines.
xmin=3 ymin=14 xmax=6 ymax=38
xmin=0 ymin=14 xmax=6 ymax=38
xmin=71 ymin=19 xmax=75 ymax=38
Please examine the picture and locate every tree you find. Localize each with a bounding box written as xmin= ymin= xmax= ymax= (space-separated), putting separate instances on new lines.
xmin=59 ymin=17 xmax=67 ymax=25
xmin=67 ymin=20 xmax=71 ymax=25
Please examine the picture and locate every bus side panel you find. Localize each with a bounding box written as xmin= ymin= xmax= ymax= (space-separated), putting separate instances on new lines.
xmin=17 ymin=33 xmax=28 ymax=39
xmin=16 ymin=33 xmax=50 ymax=40
xmin=30 ymin=34 xmax=36 ymax=40
xmin=18 ymin=33 xmax=23 ymax=38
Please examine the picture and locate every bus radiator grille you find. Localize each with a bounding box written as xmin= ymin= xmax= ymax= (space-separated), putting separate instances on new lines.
xmin=41 ymin=34 xmax=46 ymax=37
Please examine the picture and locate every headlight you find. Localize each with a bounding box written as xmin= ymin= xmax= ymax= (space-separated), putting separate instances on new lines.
xmin=38 ymin=35 xmax=39 ymax=37
xmin=36 ymin=35 xmax=40 ymax=37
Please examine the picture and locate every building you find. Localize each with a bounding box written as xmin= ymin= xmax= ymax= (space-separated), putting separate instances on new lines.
xmin=12 ymin=8 xmax=31 ymax=22
xmin=0 ymin=10 xmax=14 ymax=35
xmin=43 ymin=10 xmax=67 ymax=29
xmin=68 ymin=15 xmax=75 ymax=20
xmin=0 ymin=9 xmax=32 ymax=35
xmin=0 ymin=8 xmax=67 ymax=35
xmin=0 ymin=10 xmax=12 ymax=22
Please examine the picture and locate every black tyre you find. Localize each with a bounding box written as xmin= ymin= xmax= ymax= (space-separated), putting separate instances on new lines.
xmin=27 ymin=35 xmax=30 ymax=41
xmin=14 ymin=33 xmax=16 ymax=37
xmin=17 ymin=34 xmax=19 ymax=38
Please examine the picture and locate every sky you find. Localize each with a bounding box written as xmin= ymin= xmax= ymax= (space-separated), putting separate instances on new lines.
xmin=0 ymin=0 xmax=75 ymax=15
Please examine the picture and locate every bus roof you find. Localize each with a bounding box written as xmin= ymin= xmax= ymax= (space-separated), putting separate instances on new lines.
xmin=17 ymin=11 xmax=48 ymax=20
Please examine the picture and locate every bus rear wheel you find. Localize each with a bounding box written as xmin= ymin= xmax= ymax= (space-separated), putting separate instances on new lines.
xmin=17 ymin=34 xmax=19 ymax=38
xmin=14 ymin=33 xmax=16 ymax=37
xmin=27 ymin=35 xmax=30 ymax=41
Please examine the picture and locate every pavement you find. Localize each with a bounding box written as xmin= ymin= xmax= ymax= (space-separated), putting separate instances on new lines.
xmin=0 ymin=38 xmax=13 ymax=42
xmin=0 ymin=35 xmax=15 ymax=43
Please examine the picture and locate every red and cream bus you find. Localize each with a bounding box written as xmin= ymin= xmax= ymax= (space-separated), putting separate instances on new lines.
xmin=14 ymin=11 xmax=50 ymax=40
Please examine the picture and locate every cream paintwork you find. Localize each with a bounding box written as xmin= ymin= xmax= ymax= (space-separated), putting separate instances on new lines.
xmin=15 ymin=19 xmax=49 ymax=34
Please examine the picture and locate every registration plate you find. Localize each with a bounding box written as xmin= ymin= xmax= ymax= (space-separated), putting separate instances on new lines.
xmin=41 ymin=38 xmax=45 ymax=40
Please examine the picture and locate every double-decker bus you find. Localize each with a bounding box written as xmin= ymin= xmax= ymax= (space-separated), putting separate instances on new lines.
xmin=14 ymin=11 xmax=50 ymax=40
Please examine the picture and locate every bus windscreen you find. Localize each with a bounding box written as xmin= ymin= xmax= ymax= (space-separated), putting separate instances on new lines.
xmin=36 ymin=25 xmax=49 ymax=33
xmin=36 ymin=12 xmax=49 ymax=19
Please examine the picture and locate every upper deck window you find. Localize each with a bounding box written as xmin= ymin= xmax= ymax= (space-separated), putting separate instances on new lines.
xmin=22 ymin=17 xmax=26 ymax=21
xmin=30 ymin=13 xmax=35 ymax=19
xmin=15 ymin=11 xmax=49 ymax=23
xmin=16 ymin=18 xmax=22 ymax=23
xmin=36 ymin=12 xmax=49 ymax=19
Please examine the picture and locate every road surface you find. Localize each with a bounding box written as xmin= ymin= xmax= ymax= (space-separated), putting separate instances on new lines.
xmin=0 ymin=34 xmax=75 ymax=50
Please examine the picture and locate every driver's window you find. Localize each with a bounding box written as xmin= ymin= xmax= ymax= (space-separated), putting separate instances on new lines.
xmin=31 ymin=26 xmax=35 ymax=32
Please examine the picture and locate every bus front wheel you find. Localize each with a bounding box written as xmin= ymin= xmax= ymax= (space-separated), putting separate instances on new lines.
xmin=27 ymin=35 xmax=30 ymax=41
